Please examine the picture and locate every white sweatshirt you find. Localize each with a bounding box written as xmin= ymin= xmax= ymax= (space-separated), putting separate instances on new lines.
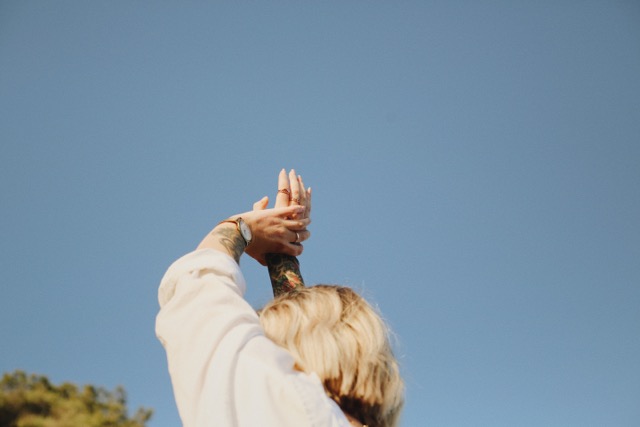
xmin=156 ymin=249 xmax=352 ymax=427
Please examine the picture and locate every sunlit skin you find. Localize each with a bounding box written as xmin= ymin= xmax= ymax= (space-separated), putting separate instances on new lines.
xmin=253 ymin=169 xmax=311 ymax=296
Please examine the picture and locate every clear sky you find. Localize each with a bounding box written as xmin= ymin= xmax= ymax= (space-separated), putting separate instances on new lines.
xmin=1 ymin=1 xmax=639 ymax=426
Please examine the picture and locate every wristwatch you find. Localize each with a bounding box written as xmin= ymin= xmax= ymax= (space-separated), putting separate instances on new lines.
xmin=219 ymin=217 xmax=252 ymax=247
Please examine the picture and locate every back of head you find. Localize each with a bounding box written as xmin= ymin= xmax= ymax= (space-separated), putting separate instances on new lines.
xmin=259 ymin=285 xmax=404 ymax=427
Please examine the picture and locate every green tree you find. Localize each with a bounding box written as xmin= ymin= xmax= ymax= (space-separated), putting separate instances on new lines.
xmin=0 ymin=370 xmax=152 ymax=427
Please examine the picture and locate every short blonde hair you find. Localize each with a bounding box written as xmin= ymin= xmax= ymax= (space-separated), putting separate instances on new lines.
xmin=259 ymin=285 xmax=404 ymax=427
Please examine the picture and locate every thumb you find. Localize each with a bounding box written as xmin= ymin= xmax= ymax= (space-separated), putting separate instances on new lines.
xmin=253 ymin=196 xmax=269 ymax=211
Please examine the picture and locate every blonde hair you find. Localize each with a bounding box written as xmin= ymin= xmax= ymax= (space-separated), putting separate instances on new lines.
xmin=259 ymin=285 xmax=404 ymax=427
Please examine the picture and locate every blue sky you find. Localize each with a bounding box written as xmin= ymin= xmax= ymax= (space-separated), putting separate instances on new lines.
xmin=1 ymin=1 xmax=639 ymax=426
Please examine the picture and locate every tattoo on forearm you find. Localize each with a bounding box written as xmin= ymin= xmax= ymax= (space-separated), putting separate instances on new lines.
xmin=211 ymin=227 xmax=245 ymax=263
xmin=265 ymin=253 xmax=305 ymax=297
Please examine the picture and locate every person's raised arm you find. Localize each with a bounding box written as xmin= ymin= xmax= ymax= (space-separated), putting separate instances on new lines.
xmin=251 ymin=169 xmax=312 ymax=296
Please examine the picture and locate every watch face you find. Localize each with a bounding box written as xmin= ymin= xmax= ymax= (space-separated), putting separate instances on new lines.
xmin=238 ymin=218 xmax=252 ymax=242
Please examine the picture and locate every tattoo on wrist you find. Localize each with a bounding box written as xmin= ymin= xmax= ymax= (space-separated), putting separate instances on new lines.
xmin=211 ymin=226 xmax=245 ymax=263
xmin=265 ymin=253 xmax=305 ymax=297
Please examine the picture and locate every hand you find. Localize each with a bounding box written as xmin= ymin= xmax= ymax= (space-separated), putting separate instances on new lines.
xmin=284 ymin=168 xmax=312 ymax=220
xmin=248 ymin=169 xmax=312 ymax=266
xmin=197 ymin=206 xmax=309 ymax=265
xmin=254 ymin=169 xmax=312 ymax=220
xmin=242 ymin=206 xmax=310 ymax=265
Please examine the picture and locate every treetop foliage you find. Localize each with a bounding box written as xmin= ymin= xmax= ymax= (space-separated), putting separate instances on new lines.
xmin=0 ymin=370 xmax=152 ymax=427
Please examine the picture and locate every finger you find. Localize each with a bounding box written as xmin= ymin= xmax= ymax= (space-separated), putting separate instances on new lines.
xmin=282 ymin=217 xmax=310 ymax=230
xmin=297 ymin=175 xmax=311 ymax=219
xmin=275 ymin=168 xmax=291 ymax=208
xmin=283 ymin=242 xmax=304 ymax=257
xmin=297 ymin=175 xmax=306 ymax=206
xmin=252 ymin=196 xmax=269 ymax=211
xmin=289 ymin=229 xmax=311 ymax=243
xmin=273 ymin=205 xmax=306 ymax=219
xmin=289 ymin=169 xmax=301 ymax=206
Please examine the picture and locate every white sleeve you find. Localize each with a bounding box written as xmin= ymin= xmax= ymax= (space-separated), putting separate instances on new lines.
xmin=155 ymin=249 xmax=350 ymax=427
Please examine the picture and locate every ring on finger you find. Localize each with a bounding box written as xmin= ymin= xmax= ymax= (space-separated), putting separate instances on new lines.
xmin=278 ymin=188 xmax=291 ymax=198
xmin=294 ymin=231 xmax=300 ymax=243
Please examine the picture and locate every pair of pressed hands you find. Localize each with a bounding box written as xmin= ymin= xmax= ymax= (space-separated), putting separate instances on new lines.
xmin=197 ymin=169 xmax=312 ymax=267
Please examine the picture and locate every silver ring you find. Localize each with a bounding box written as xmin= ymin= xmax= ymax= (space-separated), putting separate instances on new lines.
xmin=294 ymin=232 xmax=300 ymax=243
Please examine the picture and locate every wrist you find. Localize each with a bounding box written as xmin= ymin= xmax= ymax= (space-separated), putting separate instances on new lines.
xmin=197 ymin=221 xmax=247 ymax=264
xmin=218 ymin=217 xmax=252 ymax=247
